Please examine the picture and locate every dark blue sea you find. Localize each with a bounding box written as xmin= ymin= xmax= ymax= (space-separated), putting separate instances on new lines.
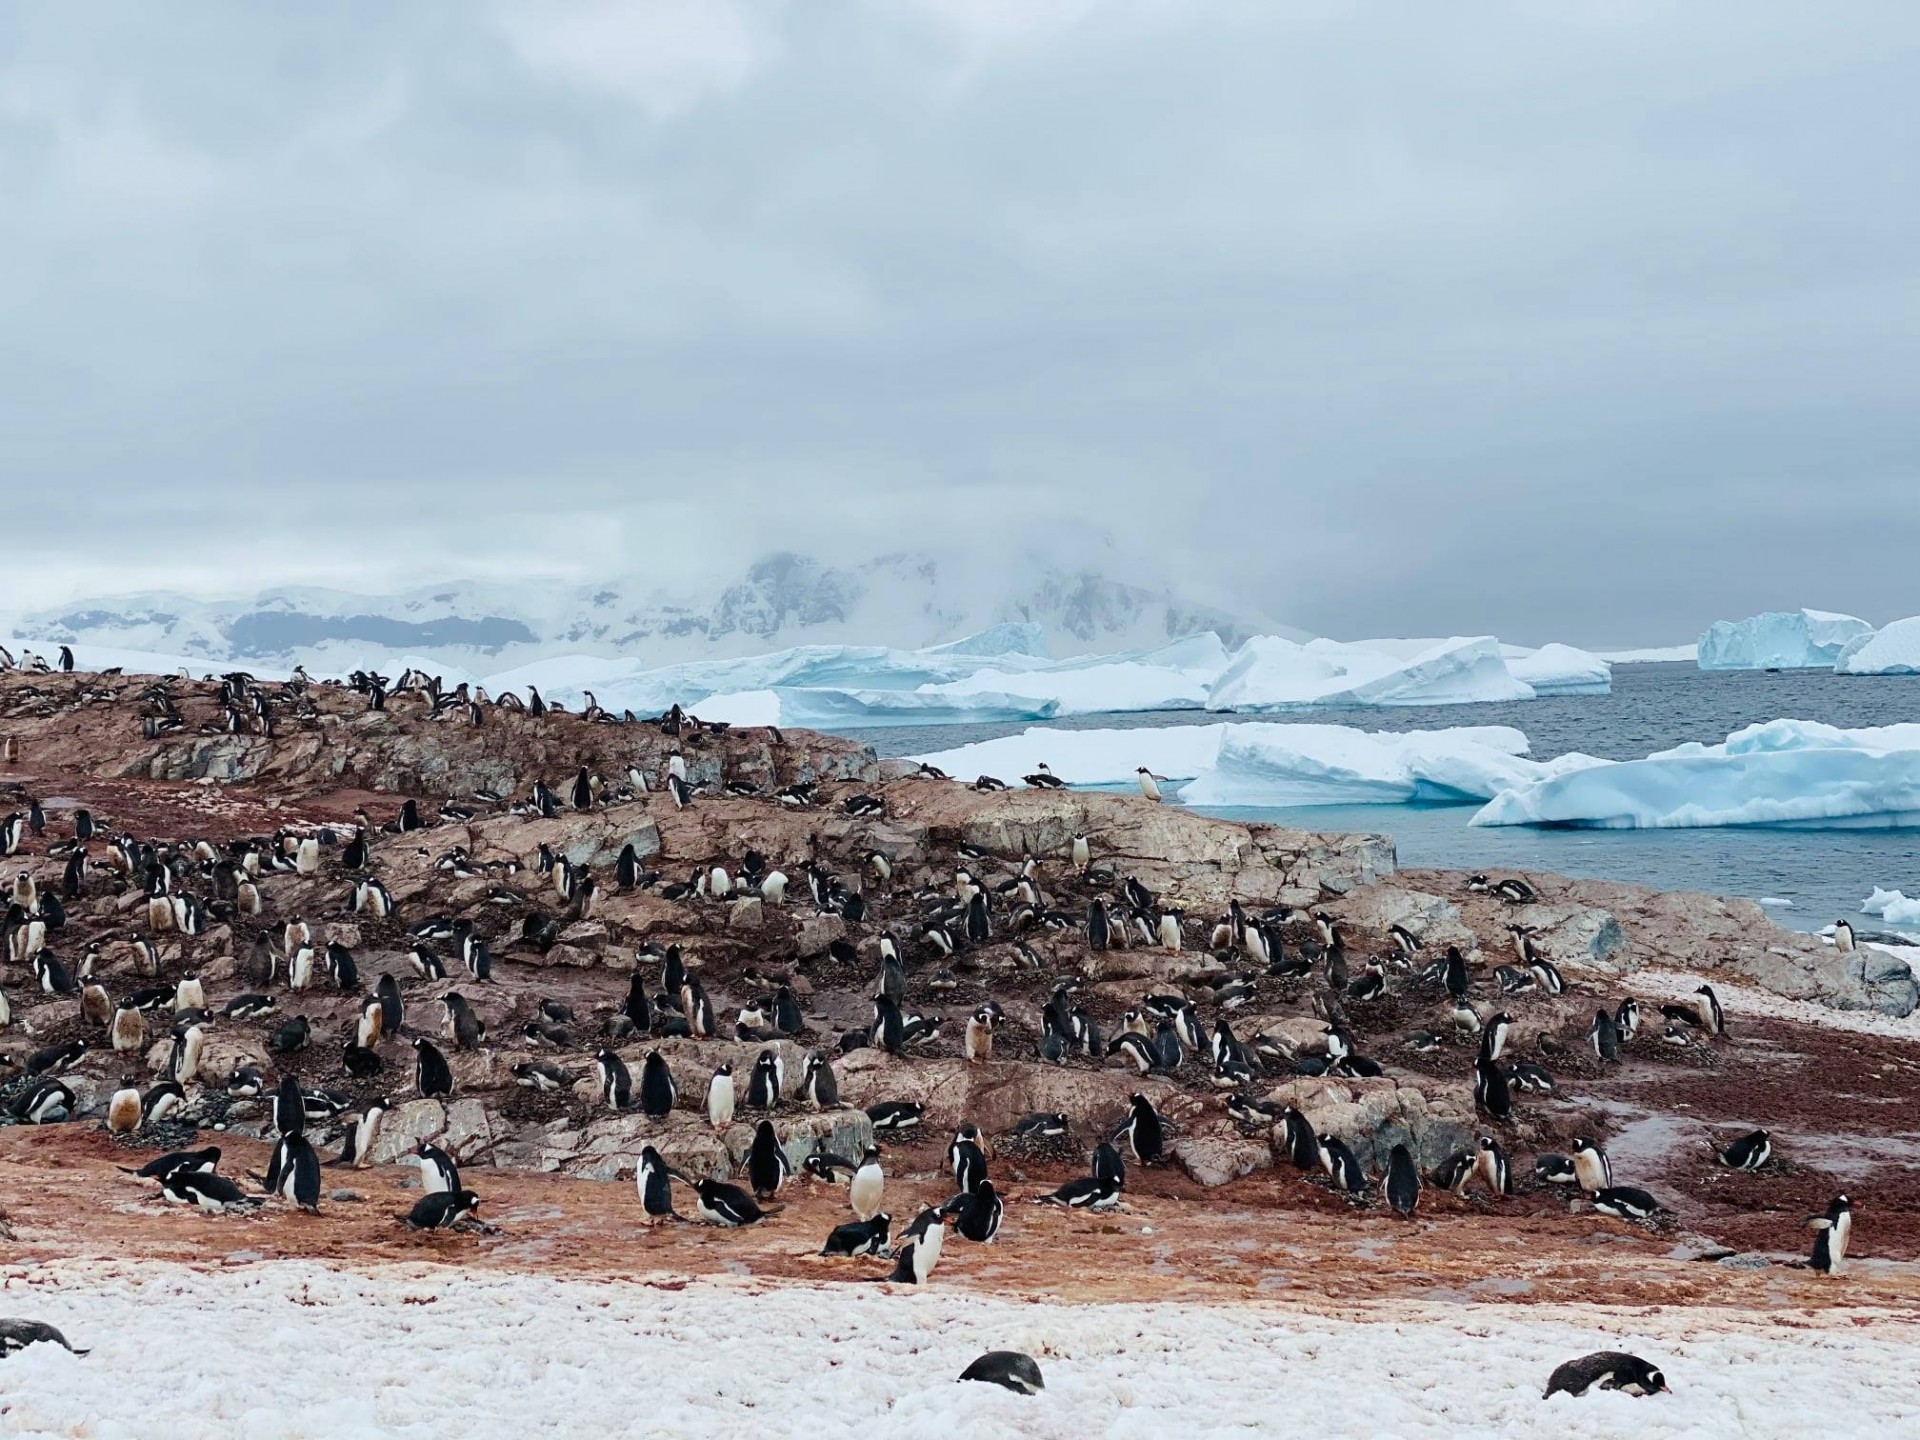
xmin=856 ymin=663 xmax=1920 ymax=935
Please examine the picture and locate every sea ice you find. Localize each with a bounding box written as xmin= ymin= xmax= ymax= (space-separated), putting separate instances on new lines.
xmin=1696 ymin=609 xmax=1873 ymax=670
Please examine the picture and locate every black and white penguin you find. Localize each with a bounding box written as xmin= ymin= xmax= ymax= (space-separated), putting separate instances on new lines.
xmin=1533 ymin=1153 xmax=1578 ymax=1186
xmin=594 ymin=1048 xmax=632 ymax=1110
xmin=957 ymin=1349 xmax=1045 ymax=1394
xmin=1316 ymin=1134 xmax=1366 ymax=1193
xmin=1431 ymin=1150 xmax=1476 ymax=1195
xmin=163 ymin=1170 xmax=264 ymax=1213
xmin=264 ymin=1133 xmax=323 ymax=1211
xmin=1614 ymin=997 xmax=1640 ymax=1041
xmin=1544 ymin=1351 xmax=1668 ymax=1399
xmin=746 ymin=1049 xmax=782 ymax=1110
xmin=106 ymin=1078 xmax=143 ymax=1135
xmin=406 ymin=1189 xmax=481 ymax=1230
xmin=639 ymin=1050 xmax=677 ymax=1119
xmin=417 ymin=1140 xmax=460 ymax=1195
xmin=1571 ymin=1138 xmax=1612 ymax=1193
xmin=121 ymin=1146 xmax=220 ymax=1182
xmin=822 ymin=1211 xmax=891 ymax=1256
xmin=376 ymin=973 xmax=405 ymax=1034
xmin=1590 ymin=1186 xmax=1662 ymax=1222
xmin=705 ymin=1063 xmax=735 ymax=1130
xmin=1037 ymin=1171 xmax=1121 ymax=1209
xmin=1087 ymin=899 xmax=1111 ymax=952
xmin=948 ymin=1125 xmax=988 ymax=1194
xmin=1383 ymin=1143 xmax=1420 ymax=1218
xmin=335 ymin=1099 xmax=388 ymax=1169
xmin=1474 ymin=1055 xmax=1511 ymax=1120
xmin=849 ymin=1144 xmax=886 ymax=1220
xmin=1809 ymin=1194 xmax=1852 ymax=1274
xmin=1442 ymin=945 xmax=1470 ymax=1000
xmin=866 ymin=1100 xmax=923 ymax=1134
xmin=442 ymin=993 xmax=486 ymax=1051
xmin=801 ymin=1052 xmax=838 ymax=1110
xmin=945 ymin=1178 xmax=1003 ymax=1243
xmin=273 ymin=1073 xmax=306 ymax=1137
xmin=746 ymin=1118 xmax=793 ymax=1199
xmin=635 ymin=1145 xmax=681 ymax=1222
xmin=882 ymin=1207 xmax=952 ymax=1283
xmin=1475 ymin=1136 xmax=1512 ymax=1196
xmin=1116 ymin=1093 xmax=1165 ymax=1165
xmin=412 ymin=1037 xmax=454 ymax=1098
xmin=694 ymin=1177 xmax=769 ymax=1227
xmin=1588 ymin=1008 xmax=1620 ymax=1061
xmin=1278 ymin=1107 xmax=1319 ymax=1170
xmin=141 ymin=1079 xmax=185 ymax=1125
xmin=1693 ymin=983 xmax=1726 ymax=1035
xmin=10 ymin=1078 xmax=75 ymax=1124
xmin=1833 ymin=919 xmax=1856 ymax=953
xmin=1718 ymin=1129 xmax=1772 ymax=1171
xmin=1478 ymin=1012 xmax=1512 ymax=1063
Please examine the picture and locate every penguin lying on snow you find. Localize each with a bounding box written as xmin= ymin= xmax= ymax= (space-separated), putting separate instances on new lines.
xmin=958 ymin=1350 xmax=1044 ymax=1394
xmin=1544 ymin=1351 xmax=1667 ymax=1398
xmin=0 ymin=1319 xmax=89 ymax=1358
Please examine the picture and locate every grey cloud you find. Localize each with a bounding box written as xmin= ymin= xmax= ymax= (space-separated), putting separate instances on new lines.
xmin=2 ymin=1 xmax=1917 ymax=642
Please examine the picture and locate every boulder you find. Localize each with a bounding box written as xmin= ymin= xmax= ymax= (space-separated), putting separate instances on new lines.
xmin=1172 ymin=1120 xmax=1274 ymax=1187
xmin=1261 ymin=1074 xmax=1474 ymax=1174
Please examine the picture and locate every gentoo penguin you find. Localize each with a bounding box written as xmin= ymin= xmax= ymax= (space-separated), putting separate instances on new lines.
xmin=1278 ymin=1107 xmax=1319 ymax=1170
xmin=1718 ymin=1129 xmax=1772 ymax=1171
xmin=1590 ymin=1186 xmax=1662 ymax=1222
xmin=866 ymin=1100 xmax=922 ymax=1134
xmin=964 ymin=1007 xmax=995 ymax=1064
xmin=10 ymin=1078 xmax=75 ymax=1124
xmin=1431 ymin=1150 xmax=1475 ymax=1195
xmin=1135 ymin=767 xmax=1163 ymax=802
xmin=594 ymin=1049 xmax=632 ymax=1110
xmin=746 ymin=1118 xmax=793 ymax=1199
xmin=1588 ymin=1008 xmax=1620 ymax=1061
xmin=264 ymin=1134 xmax=323 ymax=1211
xmin=406 ymin=1189 xmax=481 ymax=1230
xmin=1087 ymin=899 xmax=1111 ymax=952
xmin=746 ymin=1049 xmax=782 ymax=1110
xmin=336 ymin=1099 xmax=388 ymax=1169
xmin=1116 ymin=1093 xmax=1165 ymax=1165
xmin=639 ymin=1050 xmax=677 ymax=1118
xmin=1383 ymin=1144 xmax=1420 ymax=1218
xmin=142 ymin=1080 xmax=185 ymax=1125
xmin=822 ymin=1212 xmax=891 ymax=1257
xmin=354 ymin=996 xmax=386 ymax=1051
xmin=693 ymin=1177 xmax=769 ymax=1227
xmin=849 ymin=1144 xmax=885 ymax=1219
xmin=119 ymin=1146 xmax=220 ymax=1182
xmin=1833 ymin=919 xmax=1856 ymax=953
xmin=706 ymin=1063 xmax=735 ymax=1130
xmin=1316 ymin=1134 xmax=1366 ymax=1193
xmin=945 ymin=1179 xmax=1003 ymax=1243
xmin=948 ymin=1125 xmax=988 ymax=1193
xmin=882 ymin=1207 xmax=952 ymax=1284
xmin=1474 ymin=1055 xmax=1511 ymax=1120
xmin=636 ymin=1146 xmax=680 ymax=1222
xmin=417 ymin=1140 xmax=460 ymax=1195
xmin=376 ymin=973 xmax=405 ymax=1034
xmin=801 ymin=1052 xmax=838 ymax=1110
xmin=1070 ymin=832 xmax=1090 ymax=870
xmin=33 ymin=951 xmax=77 ymax=996
xmin=412 ymin=1037 xmax=454 ymax=1098
xmin=106 ymin=1078 xmax=143 ymax=1135
xmin=273 ymin=1073 xmax=306 ymax=1137
xmin=1614 ymin=996 xmax=1641 ymax=1041
xmin=1479 ymin=1012 xmax=1513 ymax=1063
xmin=1808 ymin=1194 xmax=1852 ymax=1274
xmin=163 ymin=1170 xmax=263 ymax=1213
xmin=1544 ymin=1351 xmax=1668 ymax=1399
xmin=1533 ymin=1153 xmax=1578 ymax=1186
xmin=1693 ymin=984 xmax=1726 ymax=1035
xmin=443 ymin=993 xmax=486 ymax=1051
xmin=1038 ymin=1170 xmax=1122 ymax=1209
xmin=268 ymin=1015 xmax=311 ymax=1055
xmin=958 ymin=1351 xmax=1045 ymax=1394
xmin=79 ymin=982 xmax=111 ymax=1027
xmin=0 ymin=1319 xmax=89 ymax=1358
xmin=1475 ymin=1136 xmax=1512 ymax=1196
xmin=1571 ymin=1138 xmax=1612 ymax=1193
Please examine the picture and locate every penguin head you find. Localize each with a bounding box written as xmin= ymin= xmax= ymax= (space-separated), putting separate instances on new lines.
xmin=714 ymin=1062 xmax=733 ymax=1077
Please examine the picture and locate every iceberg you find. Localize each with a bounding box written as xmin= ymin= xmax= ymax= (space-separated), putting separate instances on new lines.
xmin=908 ymin=721 xmax=1602 ymax=808
xmin=1473 ymin=719 xmax=1920 ymax=829
xmin=1503 ymin=643 xmax=1612 ymax=697
xmin=1863 ymin=888 xmax=1920 ymax=928
xmin=1696 ymin=609 xmax=1874 ymax=670
xmin=1835 ymin=616 xmax=1920 ymax=675
xmin=1204 ymin=635 xmax=1539 ymax=711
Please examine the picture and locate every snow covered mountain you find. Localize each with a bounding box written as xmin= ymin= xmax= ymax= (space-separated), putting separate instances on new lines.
xmin=6 ymin=551 xmax=1283 ymax=671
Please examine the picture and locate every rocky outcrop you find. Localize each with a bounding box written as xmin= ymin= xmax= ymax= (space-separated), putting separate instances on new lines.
xmin=1264 ymin=1074 xmax=1476 ymax=1173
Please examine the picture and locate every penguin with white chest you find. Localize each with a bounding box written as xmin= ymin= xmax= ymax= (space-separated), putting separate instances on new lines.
xmin=746 ymin=1119 xmax=792 ymax=1200
xmin=639 ymin=1050 xmax=677 ymax=1118
xmin=706 ymin=1063 xmax=735 ymax=1131
xmin=848 ymin=1144 xmax=885 ymax=1219
xmin=636 ymin=1145 xmax=681 ymax=1223
xmin=1809 ymin=1194 xmax=1852 ymax=1274
xmin=417 ymin=1140 xmax=460 ymax=1195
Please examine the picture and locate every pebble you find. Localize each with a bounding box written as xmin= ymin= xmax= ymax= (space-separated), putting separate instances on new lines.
xmin=328 ymin=1190 xmax=364 ymax=1203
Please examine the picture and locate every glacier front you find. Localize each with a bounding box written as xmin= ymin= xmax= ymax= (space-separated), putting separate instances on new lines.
xmin=1696 ymin=609 xmax=1874 ymax=670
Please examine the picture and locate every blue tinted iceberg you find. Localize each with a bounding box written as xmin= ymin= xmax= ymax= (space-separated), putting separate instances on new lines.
xmin=1205 ymin=636 xmax=1537 ymax=711
xmin=1473 ymin=719 xmax=1920 ymax=829
xmin=1696 ymin=609 xmax=1873 ymax=670
xmin=1504 ymin=643 xmax=1612 ymax=696
xmin=1835 ymin=617 xmax=1920 ymax=675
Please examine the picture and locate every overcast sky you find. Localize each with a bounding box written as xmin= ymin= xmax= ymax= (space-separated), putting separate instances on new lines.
xmin=3 ymin=1 xmax=1917 ymax=644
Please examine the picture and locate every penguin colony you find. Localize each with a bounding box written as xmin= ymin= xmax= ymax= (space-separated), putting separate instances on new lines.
xmin=0 ymin=658 xmax=1871 ymax=1393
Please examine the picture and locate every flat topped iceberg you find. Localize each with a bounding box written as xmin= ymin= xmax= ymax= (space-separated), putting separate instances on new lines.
xmin=1204 ymin=635 xmax=1542 ymax=711
xmin=1697 ymin=609 xmax=1874 ymax=670
xmin=1474 ymin=718 xmax=1920 ymax=830
xmin=1836 ymin=616 xmax=1920 ymax=675
xmin=908 ymin=721 xmax=1602 ymax=808
xmin=1503 ymin=643 xmax=1612 ymax=697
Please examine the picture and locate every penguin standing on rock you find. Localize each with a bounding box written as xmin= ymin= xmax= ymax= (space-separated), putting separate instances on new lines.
xmin=1317 ymin=1134 xmax=1366 ymax=1193
xmin=639 ymin=1050 xmax=677 ymax=1119
xmin=594 ymin=1049 xmax=632 ymax=1110
xmin=746 ymin=1049 xmax=782 ymax=1110
xmin=1116 ymin=1093 xmax=1165 ymax=1165
xmin=802 ymin=1052 xmax=838 ymax=1110
xmin=412 ymin=1037 xmax=454 ymax=1098
xmin=746 ymin=1119 xmax=792 ymax=1199
xmin=706 ymin=1063 xmax=735 ymax=1131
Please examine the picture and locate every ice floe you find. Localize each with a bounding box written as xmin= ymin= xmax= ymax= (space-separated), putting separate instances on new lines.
xmin=1863 ymin=887 xmax=1920 ymax=927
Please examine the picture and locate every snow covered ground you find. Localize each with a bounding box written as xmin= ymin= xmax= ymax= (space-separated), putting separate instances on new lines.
xmin=2 ymin=1259 xmax=1914 ymax=1440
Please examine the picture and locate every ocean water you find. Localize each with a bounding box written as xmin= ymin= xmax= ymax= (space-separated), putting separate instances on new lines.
xmin=859 ymin=663 xmax=1920 ymax=934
